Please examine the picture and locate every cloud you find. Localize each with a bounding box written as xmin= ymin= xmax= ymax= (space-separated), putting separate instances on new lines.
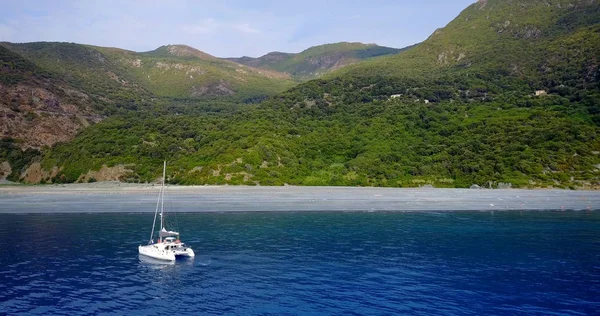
xmin=182 ymin=19 xmax=218 ymax=35
xmin=232 ymin=23 xmax=260 ymax=34
xmin=182 ymin=20 xmax=260 ymax=36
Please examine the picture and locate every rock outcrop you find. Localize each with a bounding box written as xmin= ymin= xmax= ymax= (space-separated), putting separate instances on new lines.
xmin=20 ymin=162 xmax=61 ymax=183
xmin=0 ymin=160 xmax=11 ymax=180
xmin=0 ymin=82 xmax=102 ymax=149
xmin=76 ymin=164 xmax=135 ymax=183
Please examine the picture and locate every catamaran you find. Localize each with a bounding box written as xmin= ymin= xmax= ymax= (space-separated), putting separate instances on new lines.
xmin=138 ymin=161 xmax=195 ymax=261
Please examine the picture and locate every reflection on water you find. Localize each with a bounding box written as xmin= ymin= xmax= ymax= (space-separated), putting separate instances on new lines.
xmin=138 ymin=255 xmax=176 ymax=267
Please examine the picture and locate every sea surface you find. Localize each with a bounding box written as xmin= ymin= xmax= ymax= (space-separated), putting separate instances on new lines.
xmin=0 ymin=209 xmax=599 ymax=314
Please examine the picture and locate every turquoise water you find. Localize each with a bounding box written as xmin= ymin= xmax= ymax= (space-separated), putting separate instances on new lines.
xmin=0 ymin=211 xmax=599 ymax=315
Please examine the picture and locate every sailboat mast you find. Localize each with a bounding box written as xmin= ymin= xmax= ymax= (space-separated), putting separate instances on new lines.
xmin=149 ymin=184 xmax=161 ymax=243
xmin=160 ymin=160 xmax=166 ymax=232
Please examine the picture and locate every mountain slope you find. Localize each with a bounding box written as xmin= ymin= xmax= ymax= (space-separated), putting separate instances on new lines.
xmin=35 ymin=0 xmax=600 ymax=188
xmin=8 ymin=0 xmax=600 ymax=188
xmin=0 ymin=45 xmax=106 ymax=181
xmin=2 ymin=43 xmax=296 ymax=103
xmin=227 ymin=42 xmax=405 ymax=79
xmin=0 ymin=42 xmax=297 ymax=180
xmin=0 ymin=45 xmax=102 ymax=148
xmin=1 ymin=42 xmax=151 ymax=114
xmin=331 ymin=0 xmax=600 ymax=93
xmin=98 ymin=44 xmax=295 ymax=100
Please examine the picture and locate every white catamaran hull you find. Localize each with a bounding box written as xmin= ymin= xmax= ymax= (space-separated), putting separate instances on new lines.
xmin=139 ymin=161 xmax=196 ymax=262
xmin=138 ymin=244 xmax=195 ymax=261
xmin=139 ymin=244 xmax=176 ymax=261
xmin=175 ymin=248 xmax=195 ymax=257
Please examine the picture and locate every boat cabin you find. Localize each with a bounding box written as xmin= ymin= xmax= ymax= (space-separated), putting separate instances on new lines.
xmin=162 ymin=236 xmax=182 ymax=244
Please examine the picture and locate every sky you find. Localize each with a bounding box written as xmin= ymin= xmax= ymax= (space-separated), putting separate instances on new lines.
xmin=0 ymin=0 xmax=475 ymax=58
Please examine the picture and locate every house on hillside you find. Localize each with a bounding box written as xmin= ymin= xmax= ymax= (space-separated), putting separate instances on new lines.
xmin=535 ymin=90 xmax=547 ymax=96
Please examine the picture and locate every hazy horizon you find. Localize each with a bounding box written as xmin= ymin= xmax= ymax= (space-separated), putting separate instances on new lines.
xmin=0 ymin=0 xmax=475 ymax=58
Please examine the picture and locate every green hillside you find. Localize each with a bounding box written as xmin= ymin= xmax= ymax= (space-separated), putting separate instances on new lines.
xmin=1 ymin=43 xmax=296 ymax=105
xmin=96 ymin=44 xmax=296 ymax=101
xmin=5 ymin=0 xmax=600 ymax=188
xmin=0 ymin=45 xmax=47 ymax=84
xmin=0 ymin=42 xmax=296 ymax=180
xmin=0 ymin=45 xmax=104 ymax=181
xmin=39 ymin=90 xmax=598 ymax=188
xmin=227 ymin=42 xmax=404 ymax=79
xmin=331 ymin=0 xmax=600 ymax=93
xmin=1 ymin=42 xmax=152 ymax=115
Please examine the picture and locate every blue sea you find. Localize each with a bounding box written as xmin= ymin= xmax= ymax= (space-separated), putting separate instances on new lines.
xmin=0 ymin=211 xmax=599 ymax=315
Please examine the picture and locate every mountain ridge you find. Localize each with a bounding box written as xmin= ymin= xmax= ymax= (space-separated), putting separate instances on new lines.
xmin=1 ymin=41 xmax=297 ymax=100
xmin=329 ymin=0 xmax=599 ymax=84
xmin=227 ymin=42 xmax=408 ymax=79
xmin=141 ymin=44 xmax=220 ymax=61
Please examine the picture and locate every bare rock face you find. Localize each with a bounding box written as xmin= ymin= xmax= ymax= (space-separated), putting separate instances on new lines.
xmin=515 ymin=26 xmax=542 ymax=39
xmin=0 ymin=82 xmax=102 ymax=149
xmin=436 ymin=51 xmax=466 ymax=66
xmin=0 ymin=161 xmax=11 ymax=180
xmin=20 ymin=162 xmax=61 ymax=183
xmin=191 ymin=80 xmax=235 ymax=97
xmin=77 ymin=164 xmax=134 ymax=183
xmin=305 ymin=53 xmax=350 ymax=72
xmin=154 ymin=61 xmax=206 ymax=75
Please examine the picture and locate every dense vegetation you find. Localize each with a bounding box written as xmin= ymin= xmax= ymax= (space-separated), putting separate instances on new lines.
xmin=2 ymin=0 xmax=599 ymax=188
xmin=0 ymin=138 xmax=40 ymax=182
xmin=40 ymin=74 xmax=599 ymax=188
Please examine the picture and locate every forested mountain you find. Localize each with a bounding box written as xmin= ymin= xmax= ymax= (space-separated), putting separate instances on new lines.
xmin=0 ymin=46 xmax=101 ymax=148
xmin=0 ymin=44 xmax=108 ymax=181
xmin=1 ymin=0 xmax=599 ymax=188
xmin=329 ymin=0 xmax=599 ymax=95
xmin=0 ymin=42 xmax=296 ymax=181
xmin=227 ymin=42 xmax=404 ymax=79
xmin=2 ymin=42 xmax=295 ymax=102
xmin=0 ymin=42 xmax=296 ymax=148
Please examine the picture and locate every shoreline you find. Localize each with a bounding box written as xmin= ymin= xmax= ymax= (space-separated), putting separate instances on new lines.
xmin=1 ymin=183 xmax=598 ymax=213
xmin=1 ymin=181 xmax=598 ymax=191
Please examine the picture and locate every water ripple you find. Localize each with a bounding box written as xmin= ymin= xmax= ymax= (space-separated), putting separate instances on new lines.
xmin=0 ymin=211 xmax=599 ymax=315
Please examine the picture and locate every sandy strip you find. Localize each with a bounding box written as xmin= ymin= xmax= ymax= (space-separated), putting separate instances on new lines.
xmin=0 ymin=183 xmax=598 ymax=213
